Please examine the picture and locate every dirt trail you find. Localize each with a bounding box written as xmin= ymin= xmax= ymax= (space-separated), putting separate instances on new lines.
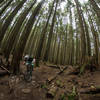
xmin=0 ymin=64 xmax=100 ymax=100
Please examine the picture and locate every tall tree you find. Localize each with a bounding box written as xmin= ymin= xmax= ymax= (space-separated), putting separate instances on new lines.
xmin=86 ymin=6 xmax=99 ymax=65
xmin=81 ymin=6 xmax=91 ymax=56
xmin=68 ymin=7 xmax=74 ymax=65
xmin=0 ymin=0 xmax=12 ymax=16
xmin=89 ymin=0 xmax=100 ymax=22
xmin=74 ymin=0 xmax=87 ymax=64
xmin=43 ymin=0 xmax=59 ymax=62
xmin=0 ymin=0 xmax=27 ymax=44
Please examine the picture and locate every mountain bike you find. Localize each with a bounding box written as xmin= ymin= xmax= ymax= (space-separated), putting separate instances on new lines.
xmin=24 ymin=63 xmax=33 ymax=82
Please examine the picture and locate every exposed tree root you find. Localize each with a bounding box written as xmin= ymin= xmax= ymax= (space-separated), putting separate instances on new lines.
xmin=47 ymin=65 xmax=60 ymax=69
xmin=80 ymin=87 xmax=100 ymax=94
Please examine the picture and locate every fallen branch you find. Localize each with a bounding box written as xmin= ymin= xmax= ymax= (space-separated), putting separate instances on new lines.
xmin=80 ymin=87 xmax=100 ymax=94
xmin=47 ymin=65 xmax=60 ymax=69
xmin=47 ymin=66 xmax=68 ymax=84
xmin=0 ymin=65 xmax=10 ymax=73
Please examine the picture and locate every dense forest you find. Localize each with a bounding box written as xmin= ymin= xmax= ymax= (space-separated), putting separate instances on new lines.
xmin=0 ymin=0 xmax=100 ymax=100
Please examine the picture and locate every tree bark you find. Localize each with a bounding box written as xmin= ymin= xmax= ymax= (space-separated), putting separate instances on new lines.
xmin=43 ymin=0 xmax=59 ymax=62
xmin=0 ymin=0 xmax=27 ymax=44
xmin=89 ymin=0 xmax=100 ymax=22
xmin=0 ymin=0 xmax=12 ymax=16
xmin=87 ymin=7 xmax=99 ymax=65
xmin=74 ymin=0 xmax=87 ymax=64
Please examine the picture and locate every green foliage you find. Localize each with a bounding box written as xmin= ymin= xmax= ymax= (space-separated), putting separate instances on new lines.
xmin=67 ymin=86 xmax=77 ymax=100
xmin=41 ymin=84 xmax=48 ymax=89
xmin=59 ymin=93 xmax=66 ymax=100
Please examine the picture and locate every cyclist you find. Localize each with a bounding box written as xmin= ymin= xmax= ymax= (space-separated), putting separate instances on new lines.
xmin=26 ymin=57 xmax=33 ymax=76
xmin=24 ymin=56 xmax=34 ymax=82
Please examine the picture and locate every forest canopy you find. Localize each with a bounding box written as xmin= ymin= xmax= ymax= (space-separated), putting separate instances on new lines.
xmin=0 ymin=0 xmax=100 ymax=73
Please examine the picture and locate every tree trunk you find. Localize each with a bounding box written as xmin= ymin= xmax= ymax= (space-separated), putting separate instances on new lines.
xmin=52 ymin=33 xmax=57 ymax=63
xmin=0 ymin=0 xmax=27 ymax=44
xmin=0 ymin=0 xmax=12 ymax=16
xmin=56 ymin=40 xmax=61 ymax=65
xmin=81 ymin=9 xmax=91 ymax=57
xmin=74 ymin=0 xmax=87 ymax=64
xmin=69 ymin=8 xmax=74 ymax=65
xmin=87 ymin=7 xmax=99 ymax=65
xmin=27 ymin=15 xmax=41 ymax=55
xmin=89 ymin=0 xmax=100 ymax=22
xmin=43 ymin=0 xmax=59 ymax=62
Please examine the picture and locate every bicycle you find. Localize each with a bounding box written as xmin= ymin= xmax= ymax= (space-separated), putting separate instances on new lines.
xmin=24 ymin=63 xmax=33 ymax=82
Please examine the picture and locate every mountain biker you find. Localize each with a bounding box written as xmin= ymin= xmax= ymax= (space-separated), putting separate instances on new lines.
xmin=25 ymin=56 xmax=34 ymax=77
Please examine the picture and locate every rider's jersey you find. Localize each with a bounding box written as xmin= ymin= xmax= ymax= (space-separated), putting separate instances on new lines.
xmin=26 ymin=57 xmax=34 ymax=67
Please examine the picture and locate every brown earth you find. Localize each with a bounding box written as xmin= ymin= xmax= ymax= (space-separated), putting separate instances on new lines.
xmin=0 ymin=62 xmax=100 ymax=100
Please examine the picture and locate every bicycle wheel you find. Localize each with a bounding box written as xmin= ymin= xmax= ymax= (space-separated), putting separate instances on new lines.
xmin=24 ymin=72 xmax=32 ymax=82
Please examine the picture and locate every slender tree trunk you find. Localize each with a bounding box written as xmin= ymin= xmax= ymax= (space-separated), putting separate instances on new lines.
xmin=89 ymin=0 xmax=100 ymax=22
xmin=55 ymin=37 xmax=61 ymax=64
xmin=27 ymin=15 xmax=41 ymax=55
xmin=63 ymin=26 xmax=68 ymax=65
xmin=34 ymin=33 xmax=42 ymax=58
xmin=0 ymin=0 xmax=27 ymax=44
xmin=69 ymin=8 xmax=74 ymax=65
xmin=75 ymin=14 xmax=80 ymax=65
xmin=43 ymin=0 xmax=59 ymax=62
xmin=30 ymin=28 xmax=40 ymax=56
xmin=0 ymin=0 xmax=12 ymax=16
xmin=81 ymin=10 xmax=91 ymax=57
xmin=87 ymin=7 xmax=99 ymax=65
xmin=48 ymin=37 xmax=54 ymax=63
xmin=74 ymin=0 xmax=87 ymax=64
xmin=52 ymin=33 xmax=57 ymax=63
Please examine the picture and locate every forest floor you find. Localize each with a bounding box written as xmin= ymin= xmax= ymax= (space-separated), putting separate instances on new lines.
xmin=0 ymin=62 xmax=100 ymax=100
